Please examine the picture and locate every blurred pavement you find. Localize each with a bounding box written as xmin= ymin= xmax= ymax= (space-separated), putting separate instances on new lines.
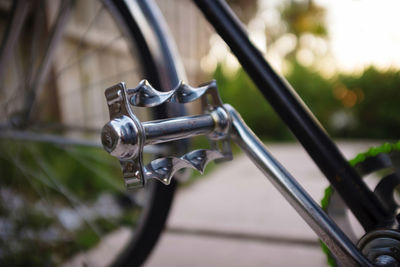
xmin=145 ymin=141 xmax=379 ymax=267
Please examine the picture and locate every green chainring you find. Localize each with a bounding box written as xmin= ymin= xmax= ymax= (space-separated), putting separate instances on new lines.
xmin=320 ymin=141 xmax=400 ymax=267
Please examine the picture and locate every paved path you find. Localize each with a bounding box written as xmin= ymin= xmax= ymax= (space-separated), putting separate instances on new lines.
xmin=145 ymin=141 xmax=379 ymax=267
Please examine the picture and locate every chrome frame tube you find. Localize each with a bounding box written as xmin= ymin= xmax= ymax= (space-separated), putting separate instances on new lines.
xmin=225 ymin=104 xmax=372 ymax=267
xmin=143 ymin=114 xmax=214 ymax=145
xmin=193 ymin=0 xmax=389 ymax=231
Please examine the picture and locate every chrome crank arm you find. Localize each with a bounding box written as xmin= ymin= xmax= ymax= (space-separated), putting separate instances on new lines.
xmin=100 ymin=80 xmax=371 ymax=266
xmin=225 ymin=105 xmax=371 ymax=267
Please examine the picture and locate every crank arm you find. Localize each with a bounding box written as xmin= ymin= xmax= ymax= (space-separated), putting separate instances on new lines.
xmin=225 ymin=105 xmax=371 ymax=267
xmin=101 ymin=80 xmax=371 ymax=266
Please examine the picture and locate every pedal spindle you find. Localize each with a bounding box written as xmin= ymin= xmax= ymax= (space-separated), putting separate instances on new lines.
xmin=101 ymin=80 xmax=232 ymax=189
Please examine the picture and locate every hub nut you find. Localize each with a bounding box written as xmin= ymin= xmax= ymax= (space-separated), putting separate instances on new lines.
xmin=101 ymin=115 xmax=140 ymax=160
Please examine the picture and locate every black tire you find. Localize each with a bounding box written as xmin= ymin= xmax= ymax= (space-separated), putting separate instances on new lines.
xmin=0 ymin=0 xmax=184 ymax=266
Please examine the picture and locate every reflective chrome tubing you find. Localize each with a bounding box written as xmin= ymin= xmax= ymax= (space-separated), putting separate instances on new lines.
xmin=194 ymin=0 xmax=389 ymax=231
xmin=224 ymin=105 xmax=371 ymax=267
xmin=101 ymin=84 xmax=372 ymax=265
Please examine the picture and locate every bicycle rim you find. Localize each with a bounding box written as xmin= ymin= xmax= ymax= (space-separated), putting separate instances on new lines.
xmin=0 ymin=0 xmax=178 ymax=266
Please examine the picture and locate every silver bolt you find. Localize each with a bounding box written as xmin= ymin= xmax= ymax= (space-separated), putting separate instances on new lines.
xmin=374 ymin=255 xmax=399 ymax=267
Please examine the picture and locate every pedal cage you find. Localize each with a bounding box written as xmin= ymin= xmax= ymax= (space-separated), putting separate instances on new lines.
xmin=101 ymin=80 xmax=232 ymax=189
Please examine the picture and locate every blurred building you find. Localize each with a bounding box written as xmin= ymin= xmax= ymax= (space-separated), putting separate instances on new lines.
xmin=156 ymin=0 xmax=213 ymax=85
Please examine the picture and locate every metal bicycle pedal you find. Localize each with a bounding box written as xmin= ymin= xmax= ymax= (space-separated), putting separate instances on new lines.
xmin=101 ymin=80 xmax=233 ymax=189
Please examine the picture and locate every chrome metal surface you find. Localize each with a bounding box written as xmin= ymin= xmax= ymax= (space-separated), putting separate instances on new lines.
xmin=115 ymin=0 xmax=191 ymax=185
xmin=143 ymin=149 xmax=224 ymax=185
xmin=325 ymin=150 xmax=400 ymax=266
xmin=374 ymin=255 xmax=399 ymax=267
xmin=101 ymin=79 xmax=376 ymax=264
xmin=102 ymin=115 xmax=141 ymax=159
xmin=123 ymin=0 xmax=187 ymax=89
xmin=358 ymin=229 xmax=400 ymax=265
xmin=224 ymin=104 xmax=372 ymax=267
xmin=325 ymin=151 xmax=400 ymax=264
xmin=128 ymin=80 xmax=212 ymax=107
xmin=195 ymin=0 xmax=390 ymax=231
xmin=101 ymin=80 xmax=232 ymax=189
xmin=103 ymin=82 xmax=146 ymax=188
xmin=143 ymin=114 xmax=215 ymax=145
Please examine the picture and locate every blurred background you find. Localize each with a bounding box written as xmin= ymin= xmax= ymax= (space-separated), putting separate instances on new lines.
xmin=148 ymin=0 xmax=400 ymax=266
xmin=1 ymin=0 xmax=400 ymax=266
xmin=159 ymin=0 xmax=400 ymax=142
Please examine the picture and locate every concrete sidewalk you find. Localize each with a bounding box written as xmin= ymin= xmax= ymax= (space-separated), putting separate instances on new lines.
xmin=145 ymin=142 xmax=379 ymax=267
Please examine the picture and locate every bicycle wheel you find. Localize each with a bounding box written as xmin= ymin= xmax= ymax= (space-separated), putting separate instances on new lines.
xmin=0 ymin=0 xmax=184 ymax=266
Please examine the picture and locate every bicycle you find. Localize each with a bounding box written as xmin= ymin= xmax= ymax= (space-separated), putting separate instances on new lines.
xmin=0 ymin=0 xmax=399 ymax=266
xmin=0 ymin=0 xmax=185 ymax=266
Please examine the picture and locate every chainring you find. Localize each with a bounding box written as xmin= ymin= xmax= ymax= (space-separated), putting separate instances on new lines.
xmin=320 ymin=141 xmax=400 ymax=266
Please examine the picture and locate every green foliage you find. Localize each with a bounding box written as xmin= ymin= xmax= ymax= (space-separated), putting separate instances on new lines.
xmin=14 ymin=209 xmax=54 ymax=231
xmin=0 ymin=240 xmax=54 ymax=267
xmin=214 ymin=65 xmax=292 ymax=140
xmin=214 ymin=63 xmax=400 ymax=140
xmin=285 ymin=61 xmax=337 ymax=130
xmin=0 ymin=141 xmax=123 ymax=201
xmin=319 ymin=141 xmax=400 ymax=267
xmin=0 ymin=141 xmax=140 ymax=266
xmin=281 ymin=0 xmax=327 ymax=38
xmin=75 ymin=228 xmax=100 ymax=250
xmin=337 ymin=67 xmax=400 ymax=139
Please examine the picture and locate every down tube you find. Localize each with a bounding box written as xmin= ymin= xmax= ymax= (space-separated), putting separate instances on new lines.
xmin=193 ymin=0 xmax=391 ymax=231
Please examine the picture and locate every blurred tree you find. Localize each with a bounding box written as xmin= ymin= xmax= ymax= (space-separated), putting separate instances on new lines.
xmin=282 ymin=0 xmax=327 ymax=61
xmin=282 ymin=0 xmax=327 ymax=38
xmin=213 ymin=0 xmax=400 ymax=140
xmin=262 ymin=0 xmax=328 ymax=64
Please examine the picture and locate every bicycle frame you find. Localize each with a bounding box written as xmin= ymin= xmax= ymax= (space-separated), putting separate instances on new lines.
xmin=189 ymin=0 xmax=399 ymax=265
xmin=193 ymin=0 xmax=391 ymax=230
xmin=98 ymin=0 xmax=397 ymax=265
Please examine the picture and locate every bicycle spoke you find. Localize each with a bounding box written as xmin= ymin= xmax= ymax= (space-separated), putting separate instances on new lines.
xmin=1 ymin=47 xmax=27 ymax=116
xmin=30 ymin=147 xmax=131 ymax=265
xmin=62 ymin=3 xmax=105 ymax=68
xmin=0 ymin=129 xmax=167 ymax=155
xmin=54 ymin=34 xmax=123 ymax=79
xmin=0 ymin=130 xmax=101 ymax=147
xmin=0 ymin=0 xmax=168 ymax=264
xmin=23 ymin=0 xmax=74 ymax=119
xmin=27 ymin=147 xmax=103 ymax=236
xmin=1 ymin=142 xmax=132 ymax=265
xmin=1 ymin=149 xmax=68 ymax=224
xmin=62 ymin=147 xmax=124 ymax=192
xmin=1 ymin=150 xmax=61 ymax=226
xmin=0 ymin=0 xmax=30 ymax=80
xmin=24 ymin=1 xmax=47 ymax=92
xmin=9 ymin=156 xmax=100 ymax=266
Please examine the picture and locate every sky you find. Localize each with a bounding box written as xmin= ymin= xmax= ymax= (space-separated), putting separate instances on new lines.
xmin=202 ymin=0 xmax=400 ymax=75
xmin=321 ymin=0 xmax=400 ymax=72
